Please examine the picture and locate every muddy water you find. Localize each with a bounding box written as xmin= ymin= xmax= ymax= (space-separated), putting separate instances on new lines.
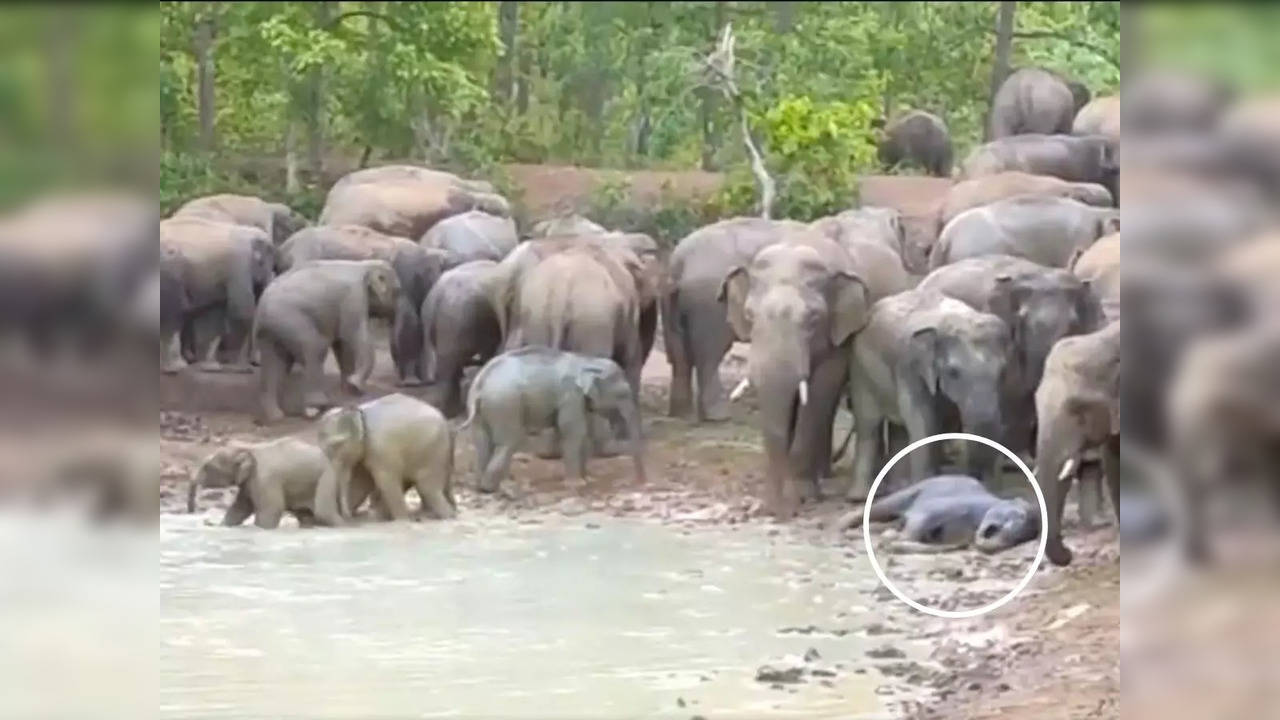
xmin=160 ymin=514 xmax=901 ymax=719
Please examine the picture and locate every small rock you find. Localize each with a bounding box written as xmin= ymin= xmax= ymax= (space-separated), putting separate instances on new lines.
xmin=803 ymin=647 xmax=821 ymax=662
xmin=967 ymin=681 xmax=982 ymax=691
xmin=866 ymin=645 xmax=906 ymax=660
xmin=585 ymin=522 xmax=600 ymax=529
xmin=810 ymin=668 xmax=836 ymax=678
xmin=676 ymin=697 xmax=685 ymax=708
xmin=756 ymin=665 xmax=805 ymax=684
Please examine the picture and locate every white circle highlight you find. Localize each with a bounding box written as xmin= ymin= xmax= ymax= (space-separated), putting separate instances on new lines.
xmin=862 ymin=432 xmax=1047 ymax=619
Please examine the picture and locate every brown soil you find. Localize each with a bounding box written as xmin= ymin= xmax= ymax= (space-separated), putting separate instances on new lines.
xmin=160 ymin=338 xmax=1118 ymax=719
xmin=503 ymin=163 xmax=725 ymax=219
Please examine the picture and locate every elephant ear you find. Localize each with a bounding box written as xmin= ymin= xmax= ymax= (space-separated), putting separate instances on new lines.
xmin=718 ymin=266 xmax=752 ymax=341
xmin=1096 ymin=212 xmax=1120 ymax=238
xmin=232 ymin=449 xmax=257 ymax=487
xmin=1074 ymin=280 xmax=1104 ymax=332
xmin=829 ymin=271 xmax=870 ymax=345
xmin=908 ymin=327 xmax=940 ymax=392
xmin=576 ymin=369 xmax=604 ymax=409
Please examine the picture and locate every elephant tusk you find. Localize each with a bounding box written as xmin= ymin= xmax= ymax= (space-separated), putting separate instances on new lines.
xmin=1058 ymin=457 xmax=1077 ymax=481
xmin=798 ymin=380 xmax=808 ymax=406
xmin=729 ymin=377 xmax=751 ymax=401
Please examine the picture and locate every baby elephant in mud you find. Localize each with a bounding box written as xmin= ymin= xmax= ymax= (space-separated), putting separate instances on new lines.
xmin=189 ymin=437 xmax=340 ymax=529
xmin=837 ymin=475 xmax=1039 ymax=554
xmin=462 ymin=347 xmax=647 ymax=495
xmin=317 ymin=393 xmax=456 ymax=522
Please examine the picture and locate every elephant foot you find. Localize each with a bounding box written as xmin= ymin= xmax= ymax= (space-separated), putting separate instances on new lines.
xmin=668 ymin=383 xmax=693 ymax=418
xmin=342 ymin=375 xmax=365 ymax=395
xmin=193 ymin=360 xmax=226 ymax=373
xmin=257 ymin=406 xmax=285 ymax=425
xmin=397 ymin=376 xmax=425 ymax=388
xmin=1045 ymin=542 xmax=1073 ymax=567
xmin=302 ymin=406 xmax=323 ymax=419
xmin=161 ymin=359 xmax=187 ymax=375
xmin=699 ymin=403 xmax=732 ymax=423
xmin=218 ymin=362 xmax=254 ymax=375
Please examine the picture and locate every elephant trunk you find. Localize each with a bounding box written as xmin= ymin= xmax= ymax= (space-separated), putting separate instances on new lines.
xmin=1033 ymin=411 xmax=1076 ymax=567
xmin=756 ymin=367 xmax=806 ymax=502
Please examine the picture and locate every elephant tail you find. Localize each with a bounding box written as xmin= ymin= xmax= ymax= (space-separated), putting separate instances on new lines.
xmin=444 ymin=428 xmax=457 ymax=510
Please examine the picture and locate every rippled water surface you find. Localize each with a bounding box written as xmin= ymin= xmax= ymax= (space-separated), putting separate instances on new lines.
xmin=161 ymin=514 xmax=897 ymax=719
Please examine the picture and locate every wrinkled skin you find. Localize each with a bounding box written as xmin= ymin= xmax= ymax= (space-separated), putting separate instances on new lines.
xmin=1072 ymin=95 xmax=1120 ymax=140
xmin=1069 ymin=232 xmax=1120 ymax=321
xmin=936 ymin=171 xmax=1113 ymax=242
xmin=846 ymin=290 xmax=1012 ymax=501
xmin=173 ymin=193 xmax=309 ymax=245
xmin=809 ymin=207 xmax=912 ymax=271
xmin=917 ymin=254 xmax=1104 ymax=457
xmin=461 ymin=347 xmax=646 ymax=495
xmin=877 ymin=110 xmax=953 ymax=177
xmin=317 ymin=393 xmax=456 ymax=522
xmin=160 ymin=217 xmax=275 ymax=373
xmin=721 ymin=233 xmax=872 ymax=516
xmin=931 ymin=195 xmax=1120 ymax=270
xmin=990 ymin=68 xmax=1089 ymax=139
xmin=1168 ymin=324 xmax=1280 ymax=565
xmin=529 ymin=214 xmax=607 ymax=238
xmin=1034 ymin=322 xmax=1121 ymax=566
xmin=420 ymin=260 xmax=502 ymax=417
xmin=253 ymin=259 xmax=400 ymax=424
xmin=959 ymin=134 xmax=1118 ymax=203
xmin=662 ymin=217 xmax=808 ymax=421
xmin=838 ymin=475 xmax=1039 ymax=553
xmin=277 ymin=225 xmax=447 ymax=385
xmin=319 ymin=167 xmax=509 ymax=241
xmin=419 ymin=210 xmax=519 ymax=268
xmin=189 ymin=438 xmax=339 ymax=529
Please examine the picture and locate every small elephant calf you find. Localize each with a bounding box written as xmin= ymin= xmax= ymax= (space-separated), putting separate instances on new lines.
xmin=190 ymin=437 xmax=340 ymax=529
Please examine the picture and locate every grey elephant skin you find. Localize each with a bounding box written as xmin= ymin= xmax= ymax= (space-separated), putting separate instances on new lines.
xmin=960 ymin=134 xmax=1118 ymax=203
xmin=839 ymin=475 xmax=1039 ymax=553
xmin=1033 ymin=321 xmax=1120 ymax=566
xmin=160 ymin=216 xmax=275 ymax=373
xmin=936 ymin=172 xmax=1113 ymax=241
xmin=529 ymin=214 xmax=607 ymax=238
xmin=990 ymin=68 xmax=1090 ymax=139
xmin=1072 ymin=95 xmax=1120 ymax=140
xmin=877 ymin=110 xmax=953 ymax=178
xmin=1069 ymin=232 xmax=1119 ymax=322
xmin=253 ymin=259 xmax=400 ymax=423
xmin=931 ymin=195 xmax=1119 ymax=270
xmin=846 ymin=289 xmax=1012 ymax=501
xmin=461 ymin=347 xmax=646 ymax=495
xmin=720 ymin=232 xmax=880 ymax=516
xmin=809 ymin=207 xmax=915 ymax=274
xmin=419 ymin=210 xmax=519 ymax=269
xmin=190 ymin=437 xmax=340 ymax=529
xmin=320 ymin=166 xmax=509 ymax=241
xmin=278 ymin=224 xmax=448 ymax=385
xmin=420 ymin=260 xmax=502 ymax=417
xmin=317 ymin=393 xmax=456 ymax=522
xmin=173 ymin=193 xmax=308 ymax=245
xmin=917 ymin=254 xmax=1104 ymax=456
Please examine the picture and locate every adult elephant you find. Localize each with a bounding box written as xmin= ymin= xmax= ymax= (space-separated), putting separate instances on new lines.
xmin=329 ymin=165 xmax=495 ymax=195
xmin=917 ymin=254 xmax=1104 ymax=456
xmin=1069 ymin=232 xmax=1120 ymax=321
xmin=936 ymin=172 xmax=1113 ymax=240
xmin=877 ymin=110 xmax=953 ymax=177
xmin=253 ymin=259 xmax=399 ymax=423
xmin=845 ymin=289 xmax=1013 ymax=501
xmin=419 ymin=210 xmax=519 ymax=269
xmin=662 ymin=217 xmax=807 ymax=421
xmin=278 ymin=224 xmax=448 ymax=385
xmin=420 ymin=260 xmax=502 ymax=417
xmin=1073 ymin=95 xmax=1120 ymax=140
xmin=959 ymin=134 xmax=1118 ymax=203
xmin=1034 ymin=321 xmax=1121 ymax=567
xmin=809 ymin=207 xmax=910 ymax=271
xmin=172 ymin=194 xmax=308 ymax=245
xmin=990 ymin=68 xmax=1090 ymax=139
xmin=160 ymin=216 xmax=275 ymax=372
xmin=719 ymin=231 xmax=873 ymax=517
xmin=529 ymin=214 xmax=607 ymax=238
xmin=319 ymin=169 xmax=510 ymax=241
xmin=930 ymin=195 xmax=1119 ymax=270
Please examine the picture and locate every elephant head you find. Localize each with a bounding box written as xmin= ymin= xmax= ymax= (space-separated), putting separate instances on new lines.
xmin=989 ymin=271 xmax=1104 ymax=395
xmin=906 ymin=308 xmax=1012 ymax=443
xmin=720 ymin=242 xmax=869 ymax=489
xmin=188 ymin=446 xmax=255 ymax=512
xmin=974 ymin=498 xmax=1040 ymax=553
xmin=248 ymin=234 xmax=276 ymax=296
xmin=317 ymin=406 xmax=367 ymax=518
xmin=266 ymin=202 xmax=309 ymax=245
xmin=1065 ymin=183 xmax=1114 ymax=208
xmin=576 ymin=358 xmax=647 ymax=484
xmin=363 ymin=260 xmax=400 ymax=318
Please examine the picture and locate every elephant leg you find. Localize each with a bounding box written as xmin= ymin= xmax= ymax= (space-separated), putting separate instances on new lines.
xmin=430 ymin=350 xmax=466 ymax=418
xmin=847 ymin=384 xmax=884 ymax=502
xmin=191 ymin=307 xmax=226 ymax=371
xmin=392 ymin=299 xmax=423 ymax=386
xmin=368 ymin=465 xmax=411 ymax=521
xmin=160 ymin=329 xmax=186 ymax=374
xmin=790 ymin=354 xmax=847 ymax=498
xmin=669 ymin=352 xmax=694 ymax=418
xmin=898 ymin=384 xmax=937 ymax=483
xmin=414 ymin=471 xmax=455 ymax=520
xmin=333 ymin=339 xmax=362 ymax=396
xmin=221 ymin=488 xmax=253 ymax=526
xmin=1102 ymin=434 xmax=1121 ymax=524
xmin=689 ymin=305 xmax=733 ymax=422
xmin=1075 ymin=459 xmax=1104 ymax=528
xmin=257 ymin=337 xmax=289 ymax=424
xmin=558 ymin=405 xmax=591 ymax=482
xmin=299 ymin=343 xmax=331 ymax=417
xmin=471 ymin=423 xmax=495 ymax=491
xmin=312 ymin=466 xmax=344 ymax=527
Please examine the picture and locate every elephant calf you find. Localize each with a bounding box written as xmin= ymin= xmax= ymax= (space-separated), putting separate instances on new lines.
xmin=461 ymin=347 xmax=646 ymax=495
xmin=190 ymin=437 xmax=340 ymax=529
xmin=317 ymin=393 xmax=456 ymax=522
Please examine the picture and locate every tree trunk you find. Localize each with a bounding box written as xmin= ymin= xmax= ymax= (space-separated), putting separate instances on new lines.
xmin=700 ymin=1 xmax=726 ymax=171
xmin=496 ymin=1 xmax=518 ymax=105
xmin=516 ymin=36 xmax=531 ymax=115
xmin=306 ymin=1 xmax=332 ymax=184
xmin=194 ymin=3 xmax=218 ymax=153
xmin=986 ymin=1 xmax=1016 ymax=142
xmin=285 ymin=123 xmax=299 ymax=194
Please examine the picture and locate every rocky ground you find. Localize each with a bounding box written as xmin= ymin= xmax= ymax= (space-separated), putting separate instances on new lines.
xmin=160 ymin=340 xmax=1119 ymax=719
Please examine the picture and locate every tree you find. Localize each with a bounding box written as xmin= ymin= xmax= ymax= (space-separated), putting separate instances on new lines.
xmin=987 ymin=1 xmax=1016 ymax=142
xmin=194 ymin=2 xmax=218 ymax=153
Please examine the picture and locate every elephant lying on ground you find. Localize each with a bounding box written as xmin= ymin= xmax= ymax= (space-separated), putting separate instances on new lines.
xmin=1034 ymin=321 xmax=1121 ymax=567
xmin=959 ymin=134 xmax=1118 ymax=202
xmin=317 ymin=393 xmax=456 ymax=522
xmin=160 ymin=216 xmax=275 ymax=373
xmin=917 ymin=254 xmax=1104 ymax=456
xmin=421 ymin=260 xmax=502 ymax=417
xmin=931 ymin=195 xmax=1119 ymax=270
xmin=529 ymin=214 xmax=607 ymax=238
xmin=877 ymin=110 xmax=953 ymax=178
xmin=189 ymin=437 xmax=340 ymax=528
xmin=253 ymin=259 xmax=400 ymax=423
xmin=278 ymin=224 xmax=448 ymax=385
xmin=419 ymin=210 xmax=519 ymax=268
xmin=173 ymin=194 xmax=308 ymax=245
xmin=809 ymin=207 xmax=912 ymax=272
xmin=990 ymin=67 xmax=1090 ymax=139
xmin=1073 ymin=95 xmax=1120 ymax=140
xmin=846 ymin=289 xmax=1012 ymax=501
xmin=461 ymin=347 xmax=646 ymax=495
xmin=837 ymin=475 xmax=1039 ymax=554
xmin=936 ymin=172 xmax=1113 ymax=239
xmin=319 ymin=167 xmax=509 ymax=241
